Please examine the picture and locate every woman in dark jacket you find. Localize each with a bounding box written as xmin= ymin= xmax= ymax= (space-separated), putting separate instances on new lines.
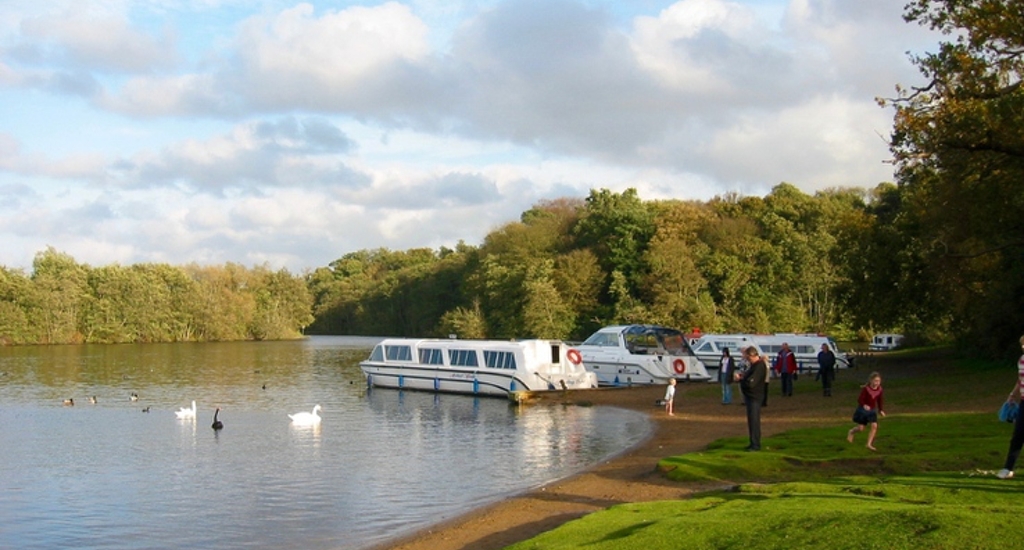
xmin=738 ymin=346 xmax=767 ymax=451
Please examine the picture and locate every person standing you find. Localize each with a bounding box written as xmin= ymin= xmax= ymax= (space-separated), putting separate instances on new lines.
xmin=817 ymin=343 xmax=836 ymax=397
xmin=762 ymin=348 xmax=770 ymax=407
xmin=719 ymin=348 xmax=735 ymax=405
xmin=664 ymin=378 xmax=676 ymax=416
xmin=738 ymin=346 xmax=767 ymax=451
xmin=847 ymin=372 xmax=885 ymax=451
xmin=775 ymin=342 xmax=798 ymax=397
xmin=997 ymin=335 xmax=1024 ymax=479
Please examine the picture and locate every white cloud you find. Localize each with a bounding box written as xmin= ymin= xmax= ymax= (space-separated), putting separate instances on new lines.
xmin=631 ymin=0 xmax=764 ymax=94
xmin=0 ymin=0 xmax=944 ymax=273
xmin=16 ymin=9 xmax=178 ymax=73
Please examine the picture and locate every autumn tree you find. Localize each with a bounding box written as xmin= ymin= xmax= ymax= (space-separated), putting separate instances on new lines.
xmin=886 ymin=0 xmax=1024 ymax=354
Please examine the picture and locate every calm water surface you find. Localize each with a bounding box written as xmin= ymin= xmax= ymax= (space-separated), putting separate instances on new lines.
xmin=0 ymin=336 xmax=652 ymax=550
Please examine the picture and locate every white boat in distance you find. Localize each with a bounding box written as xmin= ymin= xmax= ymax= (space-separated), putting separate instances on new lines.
xmin=689 ymin=332 xmax=849 ymax=374
xmin=359 ymin=338 xmax=598 ymax=397
xmin=574 ymin=325 xmax=712 ymax=386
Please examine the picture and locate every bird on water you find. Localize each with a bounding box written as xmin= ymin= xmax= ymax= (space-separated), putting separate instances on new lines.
xmin=175 ymin=400 xmax=197 ymax=419
xmin=288 ymin=404 xmax=322 ymax=426
xmin=211 ymin=408 xmax=223 ymax=431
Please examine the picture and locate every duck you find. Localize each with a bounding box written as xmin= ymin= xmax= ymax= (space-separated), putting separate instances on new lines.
xmin=288 ymin=404 xmax=322 ymax=426
xmin=89 ymin=396 xmax=97 ymax=404
xmin=63 ymin=398 xmax=74 ymax=406
xmin=129 ymin=393 xmax=139 ymax=402
xmin=142 ymin=406 xmax=151 ymax=413
xmin=211 ymin=408 xmax=223 ymax=431
xmin=175 ymin=400 xmax=197 ymax=419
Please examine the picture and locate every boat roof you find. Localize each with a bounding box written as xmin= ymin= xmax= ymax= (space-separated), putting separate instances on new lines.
xmin=589 ymin=324 xmax=684 ymax=336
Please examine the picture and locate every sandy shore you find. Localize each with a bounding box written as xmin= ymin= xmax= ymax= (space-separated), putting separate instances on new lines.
xmin=371 ymin=380 xmax=853 ymax=550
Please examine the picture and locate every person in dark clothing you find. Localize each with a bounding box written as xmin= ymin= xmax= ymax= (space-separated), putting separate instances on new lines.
xmin=817 ymin=343 xmax=836 ymax=397
xmin=738 ymin=346 xmax=768 ymax=451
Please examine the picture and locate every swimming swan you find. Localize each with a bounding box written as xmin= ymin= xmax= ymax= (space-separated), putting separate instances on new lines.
xmin=288 ymin=404 xmax=322 ymax=426
xmin=175 ymin=400 xmax=197 ymax=419
xmin=211 ymin=408 xmax=223 ymax=431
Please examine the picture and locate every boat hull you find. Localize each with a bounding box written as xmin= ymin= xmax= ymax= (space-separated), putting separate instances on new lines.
xmin=359 ymin=338 xmax=598 ymax=398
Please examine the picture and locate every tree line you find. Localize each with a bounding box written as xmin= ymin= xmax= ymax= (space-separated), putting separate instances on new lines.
xmin=306 ymin=185 xmax=890 ymax=344
xmin=0 ymin=248 xmax=313 ymax=345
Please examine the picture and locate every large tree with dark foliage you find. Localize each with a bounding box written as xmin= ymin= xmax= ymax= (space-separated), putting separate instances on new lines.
xmin=883 ymin=0 xmax=1024 ymax=355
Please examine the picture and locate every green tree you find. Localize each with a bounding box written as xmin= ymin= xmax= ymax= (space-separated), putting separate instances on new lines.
xmin=28 ymin=248 xmax=89 ymax=343
xmin=0 ymin=266 xmax=35 ymax=344
xmin=573 ymin=188 xmax=655 ymax=299
xmin=437 ymin=300 xmax=488 ymax=339
xmin=521 ymin=260 xmax=575 ymax=339
xmin=886 ymin=0 xmax=1024 ymax=354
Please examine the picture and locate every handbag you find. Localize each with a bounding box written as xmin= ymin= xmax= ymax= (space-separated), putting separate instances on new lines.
xmin=999 ymin=400 xmax=1019 ymax=423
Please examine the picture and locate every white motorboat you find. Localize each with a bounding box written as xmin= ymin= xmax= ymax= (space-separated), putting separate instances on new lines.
xmin=690 ymin=332 xmax=850 ymax=374
xmin=574 ymin=325 xmax=711 ymax=386
xmin=359 ymin=338 xmax=598 ymax=397
xmin=868 ymin=333 xmax=904 ymax=351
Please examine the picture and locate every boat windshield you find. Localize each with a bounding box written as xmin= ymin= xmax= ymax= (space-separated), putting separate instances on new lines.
xmin=582 ymin=331 xmax=620 ymax=346
xmin=623 ymin=326 xmax=689 ymax=355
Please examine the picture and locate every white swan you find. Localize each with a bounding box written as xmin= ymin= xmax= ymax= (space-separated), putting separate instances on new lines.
xmin=175 ymin=400 xmax=197 ymax=419
xmin=288 ymin=404 xmax=322 ymax=426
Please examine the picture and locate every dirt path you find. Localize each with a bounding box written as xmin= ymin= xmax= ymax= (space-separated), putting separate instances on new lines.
xmin=370 ymin=377 xmax=872 ymax=550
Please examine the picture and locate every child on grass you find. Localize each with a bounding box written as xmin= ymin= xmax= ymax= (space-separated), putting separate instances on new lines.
xmin=664 ymin=378 xmax=676 ymax=416
xmin=847 ymin=371 xmax=885 ymax=451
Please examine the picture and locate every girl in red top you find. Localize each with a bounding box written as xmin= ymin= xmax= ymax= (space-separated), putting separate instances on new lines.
xmin=847 ymin=372 xmax=885 ymax=451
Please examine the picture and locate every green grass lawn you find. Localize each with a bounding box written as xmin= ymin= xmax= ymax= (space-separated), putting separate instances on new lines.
xmin=505 ymin=349 xmax=1021 ymax=550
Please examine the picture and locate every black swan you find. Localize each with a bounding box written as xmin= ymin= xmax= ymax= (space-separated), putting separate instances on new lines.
xmin=211 ymin=408 xmax=223 ymax=430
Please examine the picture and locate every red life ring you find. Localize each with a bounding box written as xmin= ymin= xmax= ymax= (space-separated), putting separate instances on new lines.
xmin=567 ymin=349 xmax=583 ymax=365
xmin=673 ymin=359 xmax=686 ymax=374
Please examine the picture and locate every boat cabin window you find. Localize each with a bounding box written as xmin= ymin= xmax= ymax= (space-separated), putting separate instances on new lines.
xmin=483 ymin=350 xmax=517 ymax=370
xmin=385 ymin=345 xmax=413 ymax=361
xmin=695 ymin=340 xmax=715 ymax=353
xmin=763 ymin=344 xmax=815 ymax=355
xmin=582 ymin=332 xmax=618 ymax=346
xmin=369 ymin=345 xmax=384 ymax=361
xmin=419 ymin=348 xmax=444 ymax=365
xmin=448 ymin=349 xmax=479 ymax=367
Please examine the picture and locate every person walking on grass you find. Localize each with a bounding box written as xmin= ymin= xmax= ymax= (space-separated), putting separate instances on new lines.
xmin=848 ymin=371 xmax=885 ymax=451
xmin=664 ymin=378 xmax=676 ymax=416
xmin=997 ymin=334 xmax=1024 ymax=479
xmin=738 ymin=346 xmax=767 ymax=451
xmin=719 ymin=348 xmax=735 ymax=405
xmin=817 ymin=343 xmax=836 ymax=397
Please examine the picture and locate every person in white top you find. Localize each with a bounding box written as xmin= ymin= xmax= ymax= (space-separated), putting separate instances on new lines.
xmin=664 ymin=378 xmax=676 ymax=416
xmin=997 ymin=334 xmax=1024 ymax=479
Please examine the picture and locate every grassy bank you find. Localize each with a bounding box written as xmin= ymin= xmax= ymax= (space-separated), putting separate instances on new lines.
xmin=505 ymin=348 xmax=1019 ymax=550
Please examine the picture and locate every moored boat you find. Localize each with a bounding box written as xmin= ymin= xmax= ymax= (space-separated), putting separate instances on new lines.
xmin=690 ymin=332 xmax=850 ymax=374
xmin=574 ymin=325 xmax=711 ymax=386
xmin=359 ymin=338 xmax=598 ymax=397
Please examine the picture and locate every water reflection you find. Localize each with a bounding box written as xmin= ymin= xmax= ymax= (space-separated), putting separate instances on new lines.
xmin=0 ymin=337 xmax=651 ymax=550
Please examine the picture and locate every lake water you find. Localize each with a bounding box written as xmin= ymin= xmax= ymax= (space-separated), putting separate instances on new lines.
xmin=0 ymin=336 xmax=652 ymax=550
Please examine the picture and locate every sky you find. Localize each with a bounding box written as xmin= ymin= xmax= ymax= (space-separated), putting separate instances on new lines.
xmin=0 ymin=0 xmax=941 ymax=274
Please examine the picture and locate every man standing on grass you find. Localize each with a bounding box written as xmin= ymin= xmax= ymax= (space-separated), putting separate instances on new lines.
xmin=738 ymin=346 xmax=768 ymax=451
xmin=817 ymin=343 xmax=836 ymax=397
